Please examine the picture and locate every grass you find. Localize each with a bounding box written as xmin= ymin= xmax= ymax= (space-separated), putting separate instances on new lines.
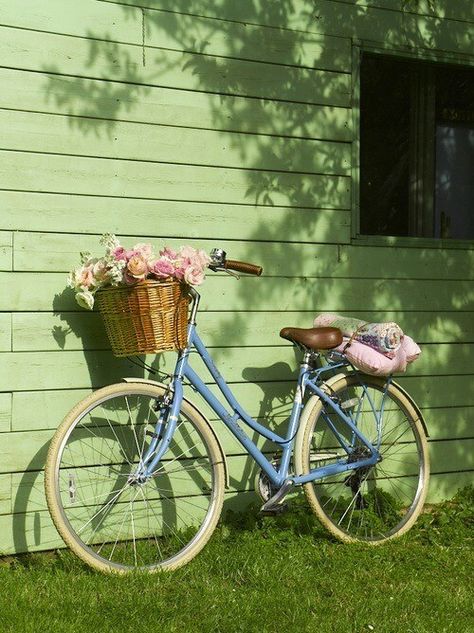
xmin=0 ymin=487 xmax=473 ymax=633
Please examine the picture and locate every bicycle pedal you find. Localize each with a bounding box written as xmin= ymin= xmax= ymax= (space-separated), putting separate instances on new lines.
xmin=259 ymin=502 xmax=289 ymax=517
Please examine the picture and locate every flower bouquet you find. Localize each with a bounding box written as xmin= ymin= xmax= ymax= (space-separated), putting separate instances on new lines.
xmin=68 ymin=235 xmax=210 ymax=356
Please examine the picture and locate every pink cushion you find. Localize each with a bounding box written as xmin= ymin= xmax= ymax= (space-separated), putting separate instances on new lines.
xmin=335 ymin=336 xmax=421 ymax=376
xmin=401 ymin=335 xmax=421 ymax=362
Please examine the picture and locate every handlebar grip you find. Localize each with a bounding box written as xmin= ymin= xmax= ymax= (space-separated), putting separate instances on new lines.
xmin=225 ymin=260 xmax=263 ymax=276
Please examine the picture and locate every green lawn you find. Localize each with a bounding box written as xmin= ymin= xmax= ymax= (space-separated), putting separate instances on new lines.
xmin=0 ymin=488 xmax=472 ymax=633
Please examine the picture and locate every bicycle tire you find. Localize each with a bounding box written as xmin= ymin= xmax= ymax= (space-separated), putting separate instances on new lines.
xmin=296 ymin=374 xmax=429 ymax=543
xmin=45 ymin=382 xmax=225 ymax=573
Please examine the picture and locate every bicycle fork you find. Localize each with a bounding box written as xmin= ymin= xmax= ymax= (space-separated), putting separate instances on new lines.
xmin=128 ymin=379 xmax=184 ymax=484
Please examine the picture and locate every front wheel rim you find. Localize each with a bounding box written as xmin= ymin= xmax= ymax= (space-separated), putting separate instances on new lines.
xmin=48 ymin=387 xmax=222 ymax=571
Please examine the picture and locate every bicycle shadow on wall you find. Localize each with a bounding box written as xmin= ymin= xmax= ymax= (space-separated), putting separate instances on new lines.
xmin=34 ymin=0 xmax=474 ymax=521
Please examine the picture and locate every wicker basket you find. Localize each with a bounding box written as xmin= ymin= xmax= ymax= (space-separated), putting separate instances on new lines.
xmin=95 ymin=280 xmax=190 ymax=357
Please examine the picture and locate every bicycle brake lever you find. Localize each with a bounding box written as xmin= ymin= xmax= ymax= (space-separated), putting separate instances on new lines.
xmin=224 ymin=269 xmax=240 ymax=280
xmin=208 ymin=265 xmax=240 ymax=279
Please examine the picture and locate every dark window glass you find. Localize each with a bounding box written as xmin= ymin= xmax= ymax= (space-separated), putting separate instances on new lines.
xmin=360 ymin=54 xmax=474 ymax=240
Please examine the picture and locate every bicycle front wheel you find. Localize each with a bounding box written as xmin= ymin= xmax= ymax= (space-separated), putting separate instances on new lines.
xmin=45 ymin=382 xmax=225 ymax=573
xmin=296 ymin=374 xmax=429 ymax=543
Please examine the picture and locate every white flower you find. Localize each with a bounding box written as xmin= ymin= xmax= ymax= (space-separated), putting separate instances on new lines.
xmin=107 ymin=259 xmax=126 ymax=285
xmin=100 ymin=233 xmax=120 ymax=253
xmin=75 ymin=290 xmax=95 ymax=310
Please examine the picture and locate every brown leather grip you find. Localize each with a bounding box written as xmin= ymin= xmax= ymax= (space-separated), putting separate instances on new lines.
xmin=225 ymin=259 xmax=263 ymax=276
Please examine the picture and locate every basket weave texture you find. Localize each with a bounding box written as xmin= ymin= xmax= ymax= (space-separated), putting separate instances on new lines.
xmin=95 ymin=280 xmax=190 ymax=357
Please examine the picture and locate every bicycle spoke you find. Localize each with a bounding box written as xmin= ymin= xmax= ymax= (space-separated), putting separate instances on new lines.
xmin=47 ymin=384 xmax=223 ymax=571
xmin=303 ymin=375 xmax=427 ymax=542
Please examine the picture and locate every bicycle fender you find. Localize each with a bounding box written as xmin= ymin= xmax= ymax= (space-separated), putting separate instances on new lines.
xmin=388 ymin=378 xmax=429 ymax=438
xmin=122 ymin=377 xmax=230 ymax=487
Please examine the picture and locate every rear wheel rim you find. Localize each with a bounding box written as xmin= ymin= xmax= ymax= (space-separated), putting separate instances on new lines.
xmin=304 ymin=376 xmax=428 ymax=542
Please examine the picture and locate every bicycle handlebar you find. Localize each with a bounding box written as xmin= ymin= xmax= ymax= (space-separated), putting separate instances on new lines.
xmin=209 ymin=248 xmax=263 ymax=276
xmin=224 ymin=259 xmax=263 ymax=276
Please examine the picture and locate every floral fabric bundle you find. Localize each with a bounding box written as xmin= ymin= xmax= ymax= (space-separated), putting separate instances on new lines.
xmin=313 ymin=313 xmax=404 ymax=358
xmin=68 ymin=234 xmax=210 ymax=309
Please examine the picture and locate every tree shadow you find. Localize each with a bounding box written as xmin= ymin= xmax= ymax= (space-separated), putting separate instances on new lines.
xmin=28 ymin=0 xmax=474 ymax=526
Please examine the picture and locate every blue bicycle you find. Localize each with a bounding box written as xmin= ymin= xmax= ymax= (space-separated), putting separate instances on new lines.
xmin=45 ymin=249 xmax=429 ymax=573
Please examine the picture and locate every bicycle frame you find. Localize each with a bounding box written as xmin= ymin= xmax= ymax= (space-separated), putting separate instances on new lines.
xmin=139 ymin=321 xmax=383 ymax=489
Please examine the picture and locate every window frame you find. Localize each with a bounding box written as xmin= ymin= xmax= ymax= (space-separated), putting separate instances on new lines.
xmin=351 ymin=41 xmax=474 ymax=250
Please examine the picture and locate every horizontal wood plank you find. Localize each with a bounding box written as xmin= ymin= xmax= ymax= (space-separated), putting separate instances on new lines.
xmin=9 ymin=384 xmax=293 ymax=438
xmin=7 ymin=381 xmax=474 ymax=447
xmin=99 ymin=0 xmax=474 ymax=55
xmin=0 ymin=150 xmax=351 ymax=208
xmin=1 ymin=273 xmax=472 ymax=313
xmin=0 ymin=193 xmax=351 ymax=243
xmin=0 ymin=340 xmax=473 ymax=394
xmin=0 ymin=26 xmax=352 ymax=107
xmin=333 ymin=0 xmax=474 ymax=24
xmin=0 ymin=110 xmax=351 ymax=176
xmin=13 ymin=231 xmax=474 ymax=279
xmin=0 ymin=231 xmax=12 ymax=271
xmin=0 ymin=393 xmax=11 ymax=433
xmin=0 ymin=0 xmax=352 ymax=72
xmin=0 ymin=68 xmax=353 ymax=142
xmin=8 ymin=375 xmax=472 ymax=433
xmin=11 ymin=310 xmax=474 ymax=352
xmin=0 ymin=314 xmax=11 ymax=353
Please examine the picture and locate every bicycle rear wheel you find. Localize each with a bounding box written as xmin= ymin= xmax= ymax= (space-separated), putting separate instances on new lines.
xmin=296 ymin=374 xmax=429 ymax=542
xmin=45 ymin=382 xmax=225 ymax=573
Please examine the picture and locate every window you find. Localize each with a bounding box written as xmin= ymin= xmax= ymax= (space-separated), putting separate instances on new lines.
xmin=359 ymin=53 xmax=474 ymax=240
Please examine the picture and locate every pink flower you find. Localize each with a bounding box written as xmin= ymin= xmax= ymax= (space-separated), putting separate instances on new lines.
xmin=93 ymin=260 xmax=109 ymax=283
xmin=112 ymin=246 xmax=127 ymax=261
xmin=184 ymin=264 xmax=205 ymax=286
xmin=174 ymin=257 xmax=191 ymax=281
xmin=127 ymin=255 xmax=148 ymax=280
xmin=178 ymin=246 xmax=210 ymax=273
xmin=149 ymin=257 xmax=175 ymax=279
xmin=72 ymin=265 xmax=94 ymax=289
xmin=132 ymin=243 xmax=153 ymax=259
xmin=195 ymin=249 xmax=211 ymax=268
xmin=123 ymin=271 xmax=137 ymax=285
xmin=160 ymin=246 xmax=178 ymax=260
xmin=180 ymin=245 xmax=197 ymax=260
xmin=125 ymin=249 xmax=137 ymax=261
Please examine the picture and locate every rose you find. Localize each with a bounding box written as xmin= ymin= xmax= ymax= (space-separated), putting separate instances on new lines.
xmin=160 ymin=246 xmax=178 ymax=260
xmin=126 ymin=255 xmax=148 ymax=280
xmin=132 ymin=243 xmax=153 ymax=259
xmin=79 ymin=266 xmax=95 ymax=289
xmin=179 ymin=246 xmax=210 ymax=268
xmin=68 ymin=265 xmax=94 ymax=290
xmin=149 ymin=257 xmax=175 ymax=279
xmin=123 ymin=271 xmax=138 ymax=285
xmin=184 ymin=264 xmax=205 ymax=286
xmin=195 ymin=249 xmax=211 ymax=268
xmin=112 ymin=246 xmax=127 ymax=261
xmin=173 ymin=258 xmax=190 ymax=281
xmin=93 ymin=260 xmax=110 ymax=285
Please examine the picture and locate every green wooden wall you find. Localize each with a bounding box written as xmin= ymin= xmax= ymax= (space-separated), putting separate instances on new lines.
xmin=0 ymin=0 xmax=473 ymax=554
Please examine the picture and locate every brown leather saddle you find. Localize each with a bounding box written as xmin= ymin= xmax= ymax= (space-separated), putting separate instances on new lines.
xmin=280 ymin=326 xmax=343 ymax=351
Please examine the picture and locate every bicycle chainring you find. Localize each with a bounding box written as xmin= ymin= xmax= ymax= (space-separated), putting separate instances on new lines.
xmin=254 ymin=470 xmax=279 ymax=503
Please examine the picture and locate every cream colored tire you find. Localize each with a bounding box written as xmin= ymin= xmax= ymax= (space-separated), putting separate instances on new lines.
xmin=45 ymin=382 xmax=225 ymax=573
xmin=295 ymin=374 xmax=429 ymax=543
